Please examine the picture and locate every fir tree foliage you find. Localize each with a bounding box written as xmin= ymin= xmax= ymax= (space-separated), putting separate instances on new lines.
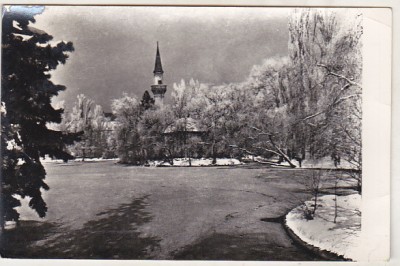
xmin=140 ymin=90 xmax=155 ymax=111
xmin=1 ymin=6 xmax=81 ymax=228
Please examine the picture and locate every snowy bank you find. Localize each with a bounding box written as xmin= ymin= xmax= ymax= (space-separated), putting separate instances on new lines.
xmin=279 ymin=156 xmax=355 ymax=169
xmin=243 ymin=154 xmax=356 ymax=169
xmin=41 ymin=157 xmax=119 ymax=163
xmin=151 ymin=158 xmax=242 ymax=167
xmin=41 ymin=157 xmax=242 ymax=167
xmin=286 ymin=194 xmax=362 ymax=261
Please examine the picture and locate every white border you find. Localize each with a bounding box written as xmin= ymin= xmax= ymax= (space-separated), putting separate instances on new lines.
xmin=0 ymin=1 xmax=397 ymax=266
xmin=361 ymin=8 xmax=391 ymax=262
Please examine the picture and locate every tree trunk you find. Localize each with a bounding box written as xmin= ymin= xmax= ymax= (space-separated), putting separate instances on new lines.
xmin=268 ymin=135 xmax=296 ymax=168
xmin=211 ymin=140 xmax=217 ymax=165
xmin=334 ymin=180 xmax=338 ymax=223
xmin=312 ymin=192 xmax=318 ymax=215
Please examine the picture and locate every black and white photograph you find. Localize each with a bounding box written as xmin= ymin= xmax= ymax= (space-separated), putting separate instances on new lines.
xmin=0 ymin=4 xmax=392 ymax=263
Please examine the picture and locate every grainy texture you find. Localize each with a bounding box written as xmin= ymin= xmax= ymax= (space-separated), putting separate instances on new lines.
xmin=1 ymin=161 xmax=350 ymax=260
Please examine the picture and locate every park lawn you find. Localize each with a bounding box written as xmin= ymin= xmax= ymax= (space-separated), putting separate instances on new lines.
xmin=3 ymin=160 xmax=358 ymax=260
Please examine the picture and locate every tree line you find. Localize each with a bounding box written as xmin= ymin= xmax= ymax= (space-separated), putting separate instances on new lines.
xmin=63 ymin=9 xmax=361 ymax=177
xmin=1 ymin=8 xmax=362 ymax=228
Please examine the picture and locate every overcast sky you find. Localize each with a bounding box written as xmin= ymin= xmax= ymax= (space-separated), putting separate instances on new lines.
xmin=32 ymin=6 xmax=289 ymax=111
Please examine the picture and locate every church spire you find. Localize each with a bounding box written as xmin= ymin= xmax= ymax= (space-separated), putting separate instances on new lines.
xmin=153 ymin=41 xmax=164 ymax=74
xmin=151 ymin=42 xmax=167 ymax=106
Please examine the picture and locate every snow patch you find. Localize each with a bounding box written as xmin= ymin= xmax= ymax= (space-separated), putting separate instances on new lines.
xmin=1 ymin=101 xmax=6 ymax=114
xmin=151 ymin=158 xmax=242 ymax=167
xmin=6 ymin=139 xmax=18 ymax=150
xmin=41 ymin=157 xmax=241 ymax=167
xmin=301 ymin=157 xmax=355 ymax=169
xmin=41 ymin=156 xmax=119 ymax=163
xmin=286 ymin=194 xmax=362 ymax=261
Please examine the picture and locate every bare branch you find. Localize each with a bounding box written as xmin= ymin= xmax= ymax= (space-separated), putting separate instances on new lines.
xmin=301 ymin=110 xmax=326 ymax=121
xmin=253 ymin=146 xmax=282 ymax=157
xmin=300 ymin=94 xmax=360 ymax=122
xmin=317 ymin=64 xmax=362 ymax=88
xmin=248 ymin=126 xmax=296 ymax=168
xmin=340 ymin=124 xmax=361 ymax=147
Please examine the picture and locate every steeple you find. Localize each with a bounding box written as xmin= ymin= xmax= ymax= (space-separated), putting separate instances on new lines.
xmin=151 ymin=42 xmax=167 ymax=106
xmin=153 ymin=41 xmax=164 ymax=74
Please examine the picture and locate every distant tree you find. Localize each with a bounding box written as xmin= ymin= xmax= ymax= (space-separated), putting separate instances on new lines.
xmin=171 ymin=79 xmax=199 ymax=119
xmin=169 ymin=79 xmax=210 ymax=159
xmin=138 ymin=106 xmax=173 ymax=161
xmin=140 ymin=90 xmax=155 ymax=112
xmin=63 ymin=94 xmax=114 ymax=159
xmin=90 ymin=104 xmax=110 ymax=157
xmin=246 ymin=57 xmax=291 ymax=109
xmin=242 ymin=57 xmax=298 ymax=167
xmin=1 ymin=6 xmax=80 ymax=228
xmin=113 ymin=91 xmax=174 ymax=164
xmin=111 ymin=93 xmax=142 ymax=164
xmin=197 ymin=84 xmax=234 ymax=164
xmin=69 ymin=94 xmax=94 ymax=133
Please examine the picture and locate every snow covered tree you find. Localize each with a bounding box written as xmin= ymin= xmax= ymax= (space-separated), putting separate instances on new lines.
xmin=229 ymin=57 xmax=299 ymax=167
xmin=139 ymin=106 xmax=173 ymax=161
xmin=1 ymin=6 xmax=80 ymax=228
xmin=169 ymin=79 xmax=209 ymax=159
xmin=246 ymin=57 xmax=291 ymax=109
xmin=171 ymin=78 xmax=204 ymax=119
xmin=196 ymin=84 xmax=237 ymax=163
xmin=221 ymin=9 xmax=362 ymax=171
xmin=285 ymin=9 xmax=362 ymax=167
xmin=64 ymin=94 xmax=111 ymax=159
xmin=286 ymin=9 xmax=341 ymax=164
xmin=112 ymin=92 xmax=174 ymax=164
xmin=69 ymin=94 xmax=94 ymax=134
xmin=88 ymin=104 xmax=109 ymax=158
xmin=111 ymin=93 xmax=143 ymax=164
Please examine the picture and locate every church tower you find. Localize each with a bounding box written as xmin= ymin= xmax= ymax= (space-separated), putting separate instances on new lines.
xmin=151 ymin=42 xmax=167 ymax=106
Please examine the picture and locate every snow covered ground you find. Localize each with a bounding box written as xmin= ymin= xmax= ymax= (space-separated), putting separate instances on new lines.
xmin=286 ymin=194 xmax=362 ymax=261
xmin=151 ymin=157 xmax=242 ymax=167
xmin=279 ymin=157 xmax=355 ymax=169
xmin=41 ymin=156 xmax=242 ymax=167
xmin=41 ymin=157 xmax=119 ymax=163
xmin=42 ymin=154 xmax=354 ymax=169
xmin=243 ymin=154 xmax=356 ymax=169
xmin=300 ymin=157 xmax=355 ymax=169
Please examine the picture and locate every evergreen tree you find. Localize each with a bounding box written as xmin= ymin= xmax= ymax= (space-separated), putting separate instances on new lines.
xmin=1 ymin=6 xmax=81 ymax=228
xmin=140 ymin=90 xmax=155 ymax=111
